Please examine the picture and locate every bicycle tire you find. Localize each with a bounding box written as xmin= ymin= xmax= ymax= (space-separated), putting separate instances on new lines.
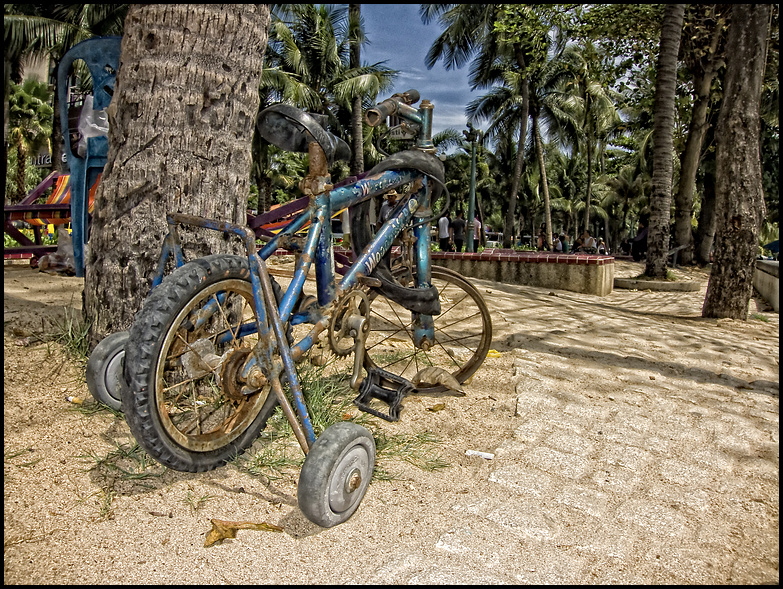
xmin=365 ymin=265 xmax=492 ymax=393
xmin=122 ymin=254 xmax=285 ymax=472
xmin=86 ymin=330 xmax=129 ymax=411
xmin=297 ymin=422 xmax=375 ymax=528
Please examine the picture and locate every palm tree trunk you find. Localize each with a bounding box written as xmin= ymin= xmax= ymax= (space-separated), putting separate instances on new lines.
xmin=645 ymin=4 xmax=685 ymax=278
xmin=583 ymin=137 xmax=593 ymax=233
xmin=503 ymin=46 xmax=530 ymax=248
xmin=83 ymin=4 xmax=271 ymax=346
xmin=348 ymin=4 xmax=363 ymax=176
xmin=703 ymin=4 xmax=771 ymax=319
xmin=533 ymin=113 xmax=553 ymax=249
xmin=673 ymin=21 xmax=724 ymax=266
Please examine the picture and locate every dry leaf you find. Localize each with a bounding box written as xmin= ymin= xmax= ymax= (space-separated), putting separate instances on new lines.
xmin=427 ymin=403 xmax=446 ymax=412
xmin=412 ymin=367 xmax=464 ymax=394
xmin=204 ymin=519 xmax=283 ymax=547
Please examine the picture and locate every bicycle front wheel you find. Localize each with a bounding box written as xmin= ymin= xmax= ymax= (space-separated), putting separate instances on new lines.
xmin=122 ymin=254 xmax=281 ymax=472
xmin=365 ymin=265 xmax=492 ymax=393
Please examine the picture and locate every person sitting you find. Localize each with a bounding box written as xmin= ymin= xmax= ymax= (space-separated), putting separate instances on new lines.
xmin=560 ymin=234 xmax=569 ymax=253
xmin=553 ymin=233 xmax=563 ymax=252
xmin=378 ymin=189 xmax=398 ymax=226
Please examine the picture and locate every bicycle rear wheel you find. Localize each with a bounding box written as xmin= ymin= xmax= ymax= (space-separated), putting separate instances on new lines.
xmin=122 ymin=254 xmax=283 ymax=472
xmin=364 ymin=265 xmax=492 ymax=393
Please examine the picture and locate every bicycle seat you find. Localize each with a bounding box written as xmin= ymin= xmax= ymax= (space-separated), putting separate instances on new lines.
xmin=257 ymin=103 xmax=351 ymax=165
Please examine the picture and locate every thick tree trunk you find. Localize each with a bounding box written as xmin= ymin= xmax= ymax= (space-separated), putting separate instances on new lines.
xmin=83 ymin=4 xmax=270 ymax=346
xmin=645 ymin=4 xmax=685 ymax=278
xmin=703 ymin=4 xmax=770 ymax=319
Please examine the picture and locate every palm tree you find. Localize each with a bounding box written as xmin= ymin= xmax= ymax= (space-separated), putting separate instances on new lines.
xmin=256 ymin=4 xmax=395 ymax=209
xmin=646 ymin=4 xmax=685 ymax=278
xmin=7 ymin=79 xmax=53 ymax=202
xmin=4 ymin=3 xmax=128 ymax=187
xmin=422 ymin=4 xmax=529 ymax=248
xmin=557 ymin=41 xmax=622 ymax=235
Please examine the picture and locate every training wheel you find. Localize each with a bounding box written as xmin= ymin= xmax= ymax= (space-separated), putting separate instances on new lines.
xmin=297 ymin=422 xmax=376 ymax=527
xmin=86 ymin=331 xmax=128 ymax=411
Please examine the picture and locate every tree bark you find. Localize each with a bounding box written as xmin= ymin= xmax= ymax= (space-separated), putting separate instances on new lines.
xmin=348 ymin=3 xmax=364 ymax=176
xmin=673 ymin=6 xmax=727 ymax=266
xmin=83 ymin=4 xmax=270 ymax=346
xmin=694 ymin=158 xmax=717 ymax=264
xmin=645 ymin=4 xmax=685 ymax=278
xmin=703 ymin=4 xmax=770 ymax=319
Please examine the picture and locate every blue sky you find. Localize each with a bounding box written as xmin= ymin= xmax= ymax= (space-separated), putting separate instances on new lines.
xmin=360 ymin=4 xmax=481 ymax=136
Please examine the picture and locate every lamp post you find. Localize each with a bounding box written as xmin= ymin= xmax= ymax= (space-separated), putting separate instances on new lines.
xmin=463 ymin=124 xmax=479 ymax=252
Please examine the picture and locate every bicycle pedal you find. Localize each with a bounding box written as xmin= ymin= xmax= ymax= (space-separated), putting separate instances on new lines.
xmin=353 ymin=366 xmax=414 ymax=422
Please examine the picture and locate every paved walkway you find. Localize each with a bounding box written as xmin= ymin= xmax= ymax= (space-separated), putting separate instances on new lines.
xmin=363 ymin=267 xmax=779 ymax=584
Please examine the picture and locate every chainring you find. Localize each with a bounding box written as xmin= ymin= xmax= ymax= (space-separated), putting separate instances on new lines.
xmin=328 ymin=288 xmax=371 ymax=356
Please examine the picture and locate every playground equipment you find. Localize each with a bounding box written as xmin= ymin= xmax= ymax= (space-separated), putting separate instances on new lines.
xmin=57 ymin=36 xmax=122 ymax=277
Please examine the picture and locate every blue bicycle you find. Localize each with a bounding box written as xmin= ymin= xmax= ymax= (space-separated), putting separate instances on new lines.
xmin=113 ymin=90 xmax=492 ymax=527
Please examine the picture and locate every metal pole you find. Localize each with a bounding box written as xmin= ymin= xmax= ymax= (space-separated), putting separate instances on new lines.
xmin=464 ymin=125 xmax=479 ymax=252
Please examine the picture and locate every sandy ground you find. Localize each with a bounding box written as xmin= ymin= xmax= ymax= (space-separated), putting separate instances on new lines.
xmin=3 ymin=259 xmax=779 ymax=584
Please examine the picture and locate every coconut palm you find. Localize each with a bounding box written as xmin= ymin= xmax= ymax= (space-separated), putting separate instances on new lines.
xmin=556 ymin=41 xmax=623 ymax=235
xmin=4 ymin=3 xmax=128 ymax=190
xmin=7 ymin=79 xmax=53 ymax=202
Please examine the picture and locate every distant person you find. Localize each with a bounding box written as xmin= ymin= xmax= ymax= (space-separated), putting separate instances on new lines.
xmin=561 ymin=233 xmax=569 ymax=253
xmin=451 ymin=211 xmax=466 ymax=252
xmin=438 ymin=213 xmax=452 ymax=251
xmin=378 ymin=189 xmax=398 ymax=226
xmin=631 ymin=221 xmax=648 ymax=261
xmin=597 ymin=237 xmax=607 ymax=255
xmin=553 ymin=233 xmax=562 ymax=252
xmin=473 ymin=215 xmax=482 ymax=242
xmin=578 ymin=229 xmax=597 ymax=253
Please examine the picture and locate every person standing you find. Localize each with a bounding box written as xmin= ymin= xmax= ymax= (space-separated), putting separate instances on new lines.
xmin=473 ymin=215 xmax=482 ymax=244
xmin=451 ymin=211 xmax=466 ymax=252
xmin=438 ymin=213 xmax=452 ymax=251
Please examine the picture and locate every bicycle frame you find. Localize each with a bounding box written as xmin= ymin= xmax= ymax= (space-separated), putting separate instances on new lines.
xmin=150 ymin=162 xmax=436 ymax=453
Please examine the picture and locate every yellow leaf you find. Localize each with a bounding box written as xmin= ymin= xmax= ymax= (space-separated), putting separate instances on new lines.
xmin=204 ymin=519 xmax=283 ymax=547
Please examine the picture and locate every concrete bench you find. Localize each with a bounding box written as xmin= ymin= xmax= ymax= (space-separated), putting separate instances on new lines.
xmin=753 ymin=260 xmax=779 ymax=312
xmin=432 ymin=249 xmax=615 ymax=296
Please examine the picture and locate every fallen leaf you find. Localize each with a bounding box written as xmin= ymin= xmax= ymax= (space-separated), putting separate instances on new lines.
xmin=486 ymin=349 xmax=501 ymax=358
xmin=412 ymin=367 xmax=464 ymax=394
xmin=427 ymin=403 xmax=446 ymax=412
xmin=204 ymin=519 xmax=283 ymax=547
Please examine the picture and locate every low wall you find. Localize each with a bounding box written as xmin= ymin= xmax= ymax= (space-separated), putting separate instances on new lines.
xmin=432 ymin=249 xmax=615 ymax=296
xmin=753 ymin=260 xmax=779 ymax=312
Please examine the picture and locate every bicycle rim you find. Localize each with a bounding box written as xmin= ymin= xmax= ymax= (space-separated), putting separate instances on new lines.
xmin=154 ymin=278 xmax=269 ymax=452
xmin=365 ymin=265 xmax=492 ymax=393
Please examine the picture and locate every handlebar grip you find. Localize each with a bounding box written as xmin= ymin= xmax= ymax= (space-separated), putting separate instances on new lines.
xmin=365 ymin=98 xmax=398 ymax=127
xmin=401 ymin=89 xmax=420 ymax=104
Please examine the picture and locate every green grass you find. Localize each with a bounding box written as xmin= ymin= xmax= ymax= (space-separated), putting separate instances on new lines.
xmin=48 ymin=306 xmax=92 ymax=361
xmin=750 ymin=312 xmax=770 ymax=322
xmin=234 ymin=363 xmax=449 ymax=483
xmin=78 ymin=440 xmax=167 ymax=484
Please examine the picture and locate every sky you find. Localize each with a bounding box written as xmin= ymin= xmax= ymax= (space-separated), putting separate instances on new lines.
xmin=360 ymin=4 xmax=481 ymax=137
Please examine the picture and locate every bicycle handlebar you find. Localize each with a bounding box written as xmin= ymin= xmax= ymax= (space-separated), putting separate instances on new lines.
xmin=365 ymin=89 xmax=421 ymax=127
